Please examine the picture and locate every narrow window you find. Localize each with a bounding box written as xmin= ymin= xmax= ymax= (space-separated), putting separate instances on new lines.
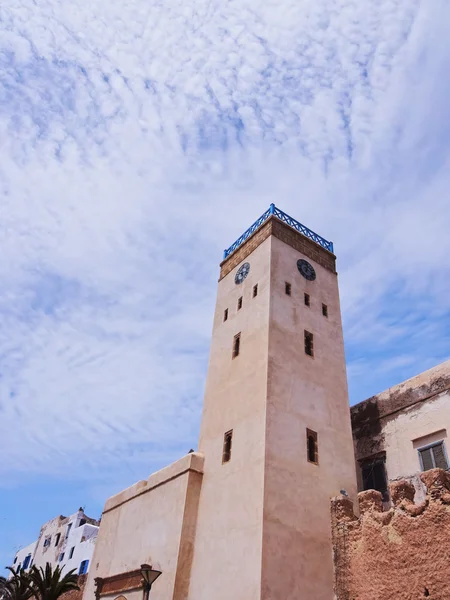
xmin=232 ymin=333 xmax=241 ymax=358
xmin=78 ymin=560 xmax=89 ymax=575
xmin=419 ymin=441 xmax=449 ymax=471
xmin=54 ymin=533 xmax=61 ymax=547
xmin=23 ymin=555 xmax=31 ymax=570
xmin=361 ymin=457 xmax=389 ymax=501
xmin=13 ymin=557 xmax=17 ymax=565
xmin=253 ymin=284 xmax=258 ymax=298
xmin=43 ymin=536 xmax=51 ymax=547
xmin=59 ymin=553 xmax=65 ymax=563
xmin=65 ymin=523 xmax=72 ymax=539
xmin=304 ymin=331 xmax=314 ymax=356
xmin=306 ymin=429 xmax=318 ymax=464
xmin=222 ymin=430 xmax=233 ymax=463
xmin=322 ymin=303 xmax=328 ymax=317
xmin=223 ymin=308 xmax=228 ymax=322
xmin=304 ymin=293 xmax=310 ymax=307
xmin=237 ymin=296 xmax=243 ymax=310
xmin=69 ymin=547 xmax=75 ymax=559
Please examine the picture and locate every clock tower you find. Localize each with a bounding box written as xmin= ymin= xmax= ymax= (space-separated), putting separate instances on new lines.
xmin=188 ymin=205 xmax=357 ymax=600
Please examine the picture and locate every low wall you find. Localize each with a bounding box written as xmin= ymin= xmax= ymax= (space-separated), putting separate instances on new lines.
xmin=331 ymin=469 xmax=450 ymax=600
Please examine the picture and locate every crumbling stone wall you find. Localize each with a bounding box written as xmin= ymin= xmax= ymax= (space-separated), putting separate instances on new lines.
xmin=62 ymin=574 xmax=87 ymax=600
xmin=331 ymin=469 xmax=450 ymax=600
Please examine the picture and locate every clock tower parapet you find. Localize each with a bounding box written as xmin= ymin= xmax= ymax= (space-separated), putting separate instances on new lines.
xmin=219 ymin=204 xmax=336 ymax=281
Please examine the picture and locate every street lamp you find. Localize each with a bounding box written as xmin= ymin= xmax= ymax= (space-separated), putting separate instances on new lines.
xmin=140 ymin=564 xmax=162 ymax=600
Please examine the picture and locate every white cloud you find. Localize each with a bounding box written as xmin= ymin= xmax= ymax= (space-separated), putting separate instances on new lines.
xmin=0 ymin=0 xmax=450 ymax=488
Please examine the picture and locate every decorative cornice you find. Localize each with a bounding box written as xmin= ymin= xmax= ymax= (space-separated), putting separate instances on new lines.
xmin=219 ymin=215 xmax=336 ymax=280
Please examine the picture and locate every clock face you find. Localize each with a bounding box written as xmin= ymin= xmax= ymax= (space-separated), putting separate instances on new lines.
xmin=297 ymin=259 xmax=316 ymax=281
xmin=235 ymin=262 xmax=250 ymax=284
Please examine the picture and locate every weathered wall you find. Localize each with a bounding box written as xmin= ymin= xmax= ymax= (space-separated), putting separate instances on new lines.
xmin=351 ymin=359 xmax=450 ymax=497
xmin=331 ymin=469 xmax=450 ymax=600
xmin=63 ymin=575 xmax=87 ymax=600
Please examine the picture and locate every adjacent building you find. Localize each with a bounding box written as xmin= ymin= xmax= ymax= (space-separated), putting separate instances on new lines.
xmin=352 ymin=359 xmax=450 ymax=503
xmin=11 ymin=508 xmax=99 ymax=577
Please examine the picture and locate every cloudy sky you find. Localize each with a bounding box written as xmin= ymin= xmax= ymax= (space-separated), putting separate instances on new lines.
xmin=1 ymin=0 xmax=450 ymax=567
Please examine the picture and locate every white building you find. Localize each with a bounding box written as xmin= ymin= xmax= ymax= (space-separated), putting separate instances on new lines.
xmin=11 ymin=509 xmax=99 ymax=577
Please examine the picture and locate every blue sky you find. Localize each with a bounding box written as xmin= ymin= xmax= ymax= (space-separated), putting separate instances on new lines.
xmin=1 ymin=0 xmax=450 ymax=569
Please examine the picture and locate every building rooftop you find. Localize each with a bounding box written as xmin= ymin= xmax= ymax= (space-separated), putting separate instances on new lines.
xmin=223 ymin=203 xmax=334 ymax=260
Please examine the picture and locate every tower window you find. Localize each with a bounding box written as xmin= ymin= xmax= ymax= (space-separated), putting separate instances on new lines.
xmin=54 ymin=533 xmax=61 ymax=547
xmin=232 ymin=333 xmax=241 ymax=358
xmin=322 ymin=303 xmax=328 ymax=317
xmin=253 ymin=284 xmax=258 ymax=298
xmin=304 ymin=331 xmax=314 ymax=356
xmin=222 ymin=430 xmax=233 ymax=463
xmin=223 ymin=308 xmax=228 ymax=322
xmin=58 ymin=553 xmax=65 ymax=563
xmin=306 ymin=429 xmax=318 ymax=464
xmin=285 ymin=282 xmax=291 ymax=296
xmin=69 ymin=547 xmax=75 ymax=559
xmin=237 ymin=296 xmax=243 ymax=310
xmin=304 ymin=293 xmax=310 ymax=307
xmin=418 ymin=441 xmax=449 ymax=471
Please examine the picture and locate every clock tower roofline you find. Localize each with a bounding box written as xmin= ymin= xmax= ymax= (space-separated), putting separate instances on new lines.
xmin=220 ymin=206 xmax=336 ymax=280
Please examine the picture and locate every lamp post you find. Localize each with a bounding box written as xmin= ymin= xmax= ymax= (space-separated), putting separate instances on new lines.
xmin=140 ymin=564 xmax=161 ymax=600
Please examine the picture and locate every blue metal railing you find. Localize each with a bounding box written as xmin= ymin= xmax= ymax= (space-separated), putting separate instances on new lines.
xmin=223 ymin=204 xmax=333 ymax=259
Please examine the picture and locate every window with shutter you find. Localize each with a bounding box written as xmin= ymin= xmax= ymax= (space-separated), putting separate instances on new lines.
xmin=418 ymin=441 xmax=449 ymax=471
xmin=420 ymin=447 xmax=434 ymax=471
xmin=433 ymin=442 xmax=449 ymax=470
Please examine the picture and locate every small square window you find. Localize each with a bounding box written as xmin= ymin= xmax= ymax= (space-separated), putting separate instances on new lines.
xmin=285 ymin=282 xmax=291 ymax=296
xmin=304 ymin=293 xmax=310 ymax=307
xmin=223 ymin=308 xmax=228 ymax=322
xmin=304 ymin=331 xmax=314 ymax=357
xmin=306 ymin=429 xmax=318 ymax=464
xmin=69 ymin=547 xmax=75 ymax=559
xmin=418 ymin=441 xmax=449 ymax=471
xmin=237 ymin=297 xmax=243 ymax=310
xmin=222 ymin=430 xmax=233 ymax=463
xmin=253 ymin=284 xmax=258 ymax=298
xmin=322 ymin=304 xmax=328 ymax=317
xmin=232 ymin=333 xmax=241 ymax=358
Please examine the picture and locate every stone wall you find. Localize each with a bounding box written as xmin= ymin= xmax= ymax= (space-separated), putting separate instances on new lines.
xmin=63 ymin=574 xmax=87 ymax=600
xmin=331 ymin=469 xmax=450 ymax=600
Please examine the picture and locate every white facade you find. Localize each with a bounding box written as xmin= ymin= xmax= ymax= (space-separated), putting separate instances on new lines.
xmin=11 ymin=509 xmax=99 ymax=577
xmin=11 ymin=541 xmax=36 ymax=573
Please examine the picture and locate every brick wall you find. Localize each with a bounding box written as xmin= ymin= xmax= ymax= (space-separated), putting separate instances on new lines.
xmin=331 ymin=469 xmax=450 ymax=600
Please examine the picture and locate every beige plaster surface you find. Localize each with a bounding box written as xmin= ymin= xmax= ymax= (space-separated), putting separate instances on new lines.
xmin=188 ymin=237 xmax=272 ymax=600
xmin=189 ymin=232 xmax=356 ymax=600
xmin=83 ymin=453 xmax=204 ymax=600
xmin=262 ymin=235 xmax=357 ymax=600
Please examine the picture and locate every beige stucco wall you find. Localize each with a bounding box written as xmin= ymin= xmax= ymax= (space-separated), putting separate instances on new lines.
xmin=189 ymin=231 xmax=356 ymax=600
xmin=188 ymin=236 xmax=272 ymax=600
xmin=83 ymin=453 xmax=204 ymax=600
xmin=262 ymin=235 xmax=357 ymax=600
